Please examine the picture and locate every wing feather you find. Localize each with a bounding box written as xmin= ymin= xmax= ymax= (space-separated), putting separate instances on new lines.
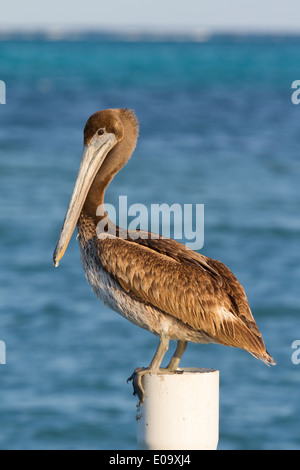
xmin=96 ymin=235 xmax=270 ymax=357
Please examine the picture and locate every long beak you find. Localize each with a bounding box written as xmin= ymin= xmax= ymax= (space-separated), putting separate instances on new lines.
xmin=53 ymin=133 xmax=117 ymax=267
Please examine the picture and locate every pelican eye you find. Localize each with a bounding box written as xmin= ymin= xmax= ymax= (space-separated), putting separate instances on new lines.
xmin=98 ymin=129 xmax=105 ymax=136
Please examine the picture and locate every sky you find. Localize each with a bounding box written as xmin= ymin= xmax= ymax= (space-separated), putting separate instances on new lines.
xmin=1 ymin=0 xmax=300 ymax=33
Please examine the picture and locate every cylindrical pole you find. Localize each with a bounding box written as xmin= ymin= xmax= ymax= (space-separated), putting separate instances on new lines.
xmin=136 ymin=368 xmax=219 ymax=450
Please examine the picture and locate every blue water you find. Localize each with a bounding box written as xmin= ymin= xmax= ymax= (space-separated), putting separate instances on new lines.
xmin=0 ymin=34 xmax=300 ymax=450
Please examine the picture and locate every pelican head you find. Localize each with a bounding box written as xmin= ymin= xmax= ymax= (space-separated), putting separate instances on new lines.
xmin=53 ymin=108 xmax=139 ymax=267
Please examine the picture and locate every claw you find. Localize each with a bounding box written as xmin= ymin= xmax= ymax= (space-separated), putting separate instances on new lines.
xmin=127 ymin=367 xmax=147 ymax=404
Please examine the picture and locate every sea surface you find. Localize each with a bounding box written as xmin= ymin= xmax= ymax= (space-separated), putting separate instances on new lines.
xmin=0 ymin=33 xmax=300 ymax=450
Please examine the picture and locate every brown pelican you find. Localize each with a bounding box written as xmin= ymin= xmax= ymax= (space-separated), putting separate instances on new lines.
xmin=53 ymin=108 xmax=275 ymax=402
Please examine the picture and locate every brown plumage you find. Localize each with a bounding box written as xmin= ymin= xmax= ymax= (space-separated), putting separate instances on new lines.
xmin=53 ymin=108 xmax=275 ymax=402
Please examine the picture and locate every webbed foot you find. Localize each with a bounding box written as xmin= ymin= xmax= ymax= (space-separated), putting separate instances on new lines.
xmin=127 ymin=367 xmax=149 ymax=405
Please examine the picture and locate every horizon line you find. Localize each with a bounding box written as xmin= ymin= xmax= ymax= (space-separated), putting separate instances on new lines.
xmin=1 ymin=24 xmax=300 ymax=34
xmin=0 ymin=25 xmax=300 ymax=42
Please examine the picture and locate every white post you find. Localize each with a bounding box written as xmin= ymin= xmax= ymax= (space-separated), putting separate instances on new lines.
xmin=0 ymin=81 xmax=6 ymax=105
xmin=136 ymin=368 xmax=219 ymax=451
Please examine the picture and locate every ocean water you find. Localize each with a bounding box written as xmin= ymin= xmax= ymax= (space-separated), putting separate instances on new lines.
xmin=0 ymin=34 xmax=300 ymax=450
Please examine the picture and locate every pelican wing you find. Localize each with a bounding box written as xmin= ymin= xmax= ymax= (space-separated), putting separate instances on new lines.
xmin=96 ymin=235 xmax=273 ymax=362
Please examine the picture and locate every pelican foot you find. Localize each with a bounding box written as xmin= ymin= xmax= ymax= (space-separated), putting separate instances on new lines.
xmin=127 ymin=367 xmax=147 ymax=404
xmin=127 ymin=367 xmax=185 ymax=405
xmin=168 ymin=368 xmax=184 ymax=374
